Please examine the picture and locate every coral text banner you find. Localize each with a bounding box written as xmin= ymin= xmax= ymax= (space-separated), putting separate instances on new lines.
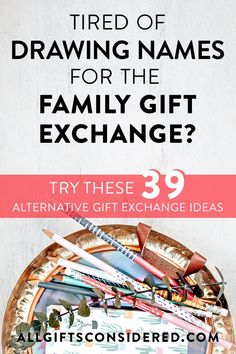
xmin=0 ymin=174 xmax=234 ymax=218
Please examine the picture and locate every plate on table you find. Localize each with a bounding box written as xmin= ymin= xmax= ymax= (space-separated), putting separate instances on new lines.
xmin=2 ymin=225 xmax=235 ymax=354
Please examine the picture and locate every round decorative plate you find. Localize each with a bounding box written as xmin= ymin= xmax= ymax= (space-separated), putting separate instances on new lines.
xmin=2 ymin=225 xmax=235 ymax=354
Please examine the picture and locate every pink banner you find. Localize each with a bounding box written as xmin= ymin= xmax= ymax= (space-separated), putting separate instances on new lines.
xmin=0 ymin=174 xmax=234 ymax=218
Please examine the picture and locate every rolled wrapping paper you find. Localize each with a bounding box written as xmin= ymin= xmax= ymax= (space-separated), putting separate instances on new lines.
xmin=43 ymin=230 xmax=210 ymax=332
xmin=206 ymin=305 xmax=228 ymax=317
xmin=36 ymin=280 xmax=96 ymax=297
xmin=49 ymin=255 xmax=227 ymax=317
xmin=51 ymin=248 xmax=227 ymax=317
xmin=69 ymin=215 xmax=194 ymax=300
xmin=64 ymin=269 xmax=127 ymax=289
xmin=136 ymin=223 xmax=228 ymax=317
xmin=152 ymin=289 xmax=228 ymax=316
xmin=73 ymin=271 xmax=193 ymax=331
xmin=59 ymin=273 xmax=150 ymax=299
xmin=61 ymin=268 xmax=234 ymax=351
xmin=74 ymin=217 xmax=226 ymax=317
xmin=59 ymin=272 xmax=142 ymax=296
xmin=65 ymin=269 xmax=213 ymax=318
xmin=54 ymin=257 xmax=123 ymax=285
xmin=174 ymin=307 xmax=212 ymax=319
xmin=57 ymin=273 xmax=98 ymax=289
xmin=66 ymin=266 xmax=227 ymax=317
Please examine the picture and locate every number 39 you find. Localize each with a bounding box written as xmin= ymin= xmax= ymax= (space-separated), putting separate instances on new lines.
xmin=142 ymin=170 xmax=184 ymax=200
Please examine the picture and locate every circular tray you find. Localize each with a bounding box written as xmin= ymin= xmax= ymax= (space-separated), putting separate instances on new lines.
xmin=2 ymin=225 xmax=235 ymax=354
